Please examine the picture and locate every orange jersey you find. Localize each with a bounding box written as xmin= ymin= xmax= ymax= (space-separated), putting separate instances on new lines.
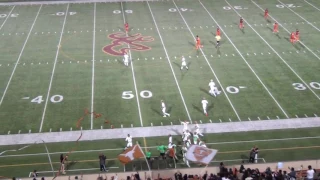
xmin=196 ymin=37 xmax=200 ymax=44
xmin=240 ymin=19 xmax=243 ymax=23
xmin=265 ymin=9 xmax=268 ymax=15
xmin=295 ymin=31 xmax=299 ymax=36
xmin=290 ymin=32 xmax=295 ymax=39
xmin=216 ymin=29 xmax=221 ymax=36
xmin=125 ymin=23 xmax=128 ymax=28
xmin=274 ymin=23 xmax=278 ymax=29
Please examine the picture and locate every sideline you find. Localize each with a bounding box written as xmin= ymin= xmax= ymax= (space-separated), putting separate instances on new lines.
xmin=2 ymin=145 xmax=320 ymax=168
xmin=2 ymin=135 xmax=320 ymax=158
xmin=0 ymin=117 xmax=320 ymax=146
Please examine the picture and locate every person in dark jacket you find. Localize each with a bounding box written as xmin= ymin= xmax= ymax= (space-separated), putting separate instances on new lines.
xmin=99 ymin=153 xmax=107 ymax=172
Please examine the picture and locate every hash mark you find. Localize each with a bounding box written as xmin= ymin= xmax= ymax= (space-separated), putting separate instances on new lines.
xmin=229 ymin=118 xmax=232 ymax=122
xmin=218 ymin=119 xmax=221 ymax=123
xmin=258 ymin=117 xmax=260 ymax=120
xmin=254 ymin=53 xmax=256 ymax=55
xmin=248 ymin=117 xmax=251 ymax=121
xmin=315 ymin=114 xmax=318 ymax=117
xmin=225 ymin=54 xmax=228 ymax=56
xmin=210 ymin=119 xmax=213 ymax=123
xmin=276 ymin=116 xmax=279 ymax=119
xmin=304 ymin=114 xmax=308 ymax=117
xmin=295 ymin=114 xmax=299 ymax=118
xmin=267 ymin=116 xmax=270 ymax=120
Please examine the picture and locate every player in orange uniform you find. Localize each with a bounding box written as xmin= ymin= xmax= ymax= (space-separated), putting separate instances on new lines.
xmin=195 ymin=35 xmax=202 ymax=50
xmin=124 ymin=22 xmax=129 ymax=32
xmin=290 ymin=32 xmax=296 ymax=44
xmin=239 ymin=17 xmax=244 ymax=29
xmin=273 ymin=22 xmax=279 ymax=33
xmin=216 ymin=27 xmax=221 ymax=36
xmin=295 ymin=29 xmax=300 ymax=41
xmin=264 ymin=8 xmax=269 ymax=19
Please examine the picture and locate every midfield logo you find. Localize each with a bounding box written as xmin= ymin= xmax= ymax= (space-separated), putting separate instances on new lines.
xmin=103 ymin=32 xmax=154 ymax=56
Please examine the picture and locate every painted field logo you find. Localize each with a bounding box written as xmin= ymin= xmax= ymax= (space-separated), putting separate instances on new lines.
xmin=103 ymin=32 xmax=154 ymax=56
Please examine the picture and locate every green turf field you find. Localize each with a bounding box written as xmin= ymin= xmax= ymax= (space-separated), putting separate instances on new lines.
xmin=0 ymin=0 xmax=320 ymax=134
xmin=1 ymin=128 xmax=320 ymax=177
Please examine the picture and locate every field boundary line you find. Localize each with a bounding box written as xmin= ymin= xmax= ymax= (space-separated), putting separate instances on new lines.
xmin=0 ymin=5 xmax=15 ymax=31
xmin=39 ymin=4 xmax=70 ymax=132
xmin=0 ymin=0 xmax=155 ymax=6
xmin=304 ymin=0 xmax=320 ymax=12
xmin=2 ymin=135 xmax=320 ymax=158
xmin=277 ymin=0 xmax=320 ymax=32
xmin=0 ymin=5 xmax=42 ymax=107
xmin=146 ymin=1 xmax=192 ymax=122
xmin=225 ymin=0 xmax=320 ymax=101
xmin=120 ymin=2 xmax=144 ymax=127
xmin=198 ymin=0 xmax=289 ymax=118
xmin=90 ymin=3 xmax=96 ymax=129
xmin=251 ymin=0 xmax=320 ymax=61
xmin=172 ymin=0 xmax=241 ymax=121
xmin=1 ymin=117 xmax=319 ymax=145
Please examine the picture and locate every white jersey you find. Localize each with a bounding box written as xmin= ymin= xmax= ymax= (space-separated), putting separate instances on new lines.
xmin=124 ymin=54 xmax=129 ymax=62
xmin=161 ymin=102 xmax=166 ymax=109
xmin=181 ymin=57 xmax=186 ymax=66
xmin=201 ymin=99 xmax=208 ymax=107
xmin=209 ymin=81 xmax=216 ymax=90
xmin=181 ymin=121 xmax=189 ymax=131
xmin=125 ymin=136 xmax=132 ymax=143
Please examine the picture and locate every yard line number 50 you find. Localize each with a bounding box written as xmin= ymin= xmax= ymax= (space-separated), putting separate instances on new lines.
xmin=122 ymin=90 xmax=152 ymax=99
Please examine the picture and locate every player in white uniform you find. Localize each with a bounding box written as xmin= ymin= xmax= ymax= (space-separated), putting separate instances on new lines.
xmin=181 ymin=121 xmax=190 ymax=132
xmin=180 ymin=56 xmax=188 ymax=70
xmin=161 ymin=100 xmax=170 ymax=117
xmin=168 ymin=134 xmax=172 ymax=144
xmin=194 ymin=121 xmax=204 ymax=136
xmin=125 ymin=134 xmax=132 ymax=150
xmin=182 ymin=145 xmax=190 ymax=167
xmin=123 ymin=52 xmax=129 ymax=67
xmin=208 ymin=79 xmax=220 ymax=97
xmin=201 ymin=97 xmax=209 ymax=116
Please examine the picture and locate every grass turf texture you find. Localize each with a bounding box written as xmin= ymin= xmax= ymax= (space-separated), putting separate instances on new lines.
xmin=0 ymin=0 xmax=320 ymax=134
xmin=1 ymin=128 xmax=320 ymax=177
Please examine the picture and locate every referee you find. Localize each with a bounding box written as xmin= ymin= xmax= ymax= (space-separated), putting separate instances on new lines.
xmin=215 ymin=35 xmax=221 ymax=48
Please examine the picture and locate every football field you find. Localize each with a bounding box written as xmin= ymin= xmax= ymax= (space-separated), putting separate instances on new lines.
xmin=0 ymin=0 xmax=320 ymax=134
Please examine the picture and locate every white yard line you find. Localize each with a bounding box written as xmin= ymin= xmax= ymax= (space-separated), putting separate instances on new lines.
xmin=91 ymin=3 xmax=96 ymax=129
xmin=304 ymin=0 xmax=320 ymax=12
xmin=146 ymin=1 xmax=192 ymax=122
xmin=251 ymin=0 xmax=320 ymax=61
xmin=278 ymin=0 xmax=320 ymax=32
xmin=172 ymin=0 xmax=241 ymax=121
xmin=0 ymin=6 xmax=15 ymax=31
xmin=0 ymin=5 xmax=42 ymax=107
xmin=120 ymin=2 xmax=144 ymax=126
xmin=198 ymin=0 xmax=289 ymax=118
xmin=225 ymin=0 xmax=320 ymax=101
xmin=39 ymin=4 xmax=70 ymax=132
xmin=2 ymin=135 xmax=320 ymax=158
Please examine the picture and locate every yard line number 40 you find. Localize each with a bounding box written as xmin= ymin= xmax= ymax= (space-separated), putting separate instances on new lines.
xmin=31 ymin=95 xmax=64 ymax=104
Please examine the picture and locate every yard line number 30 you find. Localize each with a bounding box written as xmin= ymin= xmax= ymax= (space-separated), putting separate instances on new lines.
xmin=293 ymin=82 xmax=320 ymax=90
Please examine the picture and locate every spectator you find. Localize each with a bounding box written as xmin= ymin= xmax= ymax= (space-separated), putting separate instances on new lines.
xmin=31 ymin=170 xmax=38 ymax=179
xmin=288 ymin=167 xmax=296 ymax=179
xmin=240 ymin=161 xmax=245 ymax=173
xmin=307 ymin=165 xmax=314 ymax=180
xmin=99 ymin=153 xmax=107 ymax=172
xmin=174 ymin=171 xmax=182 ymax=180
xmin=219 ymin=162 xmax=225 ymax=173
xmin=60 ymin=154 xmax=67 ymax=174
xmin=146 ymin=149 xmax=153 ymax=168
